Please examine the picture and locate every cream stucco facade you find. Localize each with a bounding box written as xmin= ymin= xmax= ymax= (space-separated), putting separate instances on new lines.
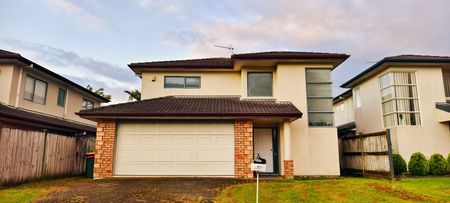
xmin=139 ymin=62 xmax=341 ymax=176
xmin=0 ymin=63 xmax=104 ymax=126
xmin=338 ymin=64 xmax=450 ymax=162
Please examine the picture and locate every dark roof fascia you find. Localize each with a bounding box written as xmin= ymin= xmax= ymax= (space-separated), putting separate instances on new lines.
xmin=0 ymin=110 xmax=96 ymax=135
xmin=341 ymin=57 xmax=450 ymax=88
xmin=1 ymin=51 xmax=109 ymax=102
xmin=436 ymin=102 xmax=450 ymax=113
xmin=333 ymin=89 xmax=353 ymax=104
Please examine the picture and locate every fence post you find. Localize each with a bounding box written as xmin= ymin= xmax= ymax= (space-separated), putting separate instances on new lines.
xmin=386 ymin=129 xmax=395 ymax=181
xmin=359 ymin=136 xmax=365 ymax=177
xmin=40 ymin=130 xmax=48 ymax=177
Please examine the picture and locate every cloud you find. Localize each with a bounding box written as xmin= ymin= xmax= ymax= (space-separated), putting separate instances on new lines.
xmin=156 ymin=0 xmax=450 ymax=94
xmin=1 ymin=39 xmax=139 ymax=104
xmin=46 ymin=0 xmax=107 ymax=30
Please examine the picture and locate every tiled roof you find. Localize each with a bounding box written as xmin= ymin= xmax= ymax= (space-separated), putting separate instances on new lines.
xmin=129 ymin=51 xmax=349 ymax=72
xmin=232 ymin=51 xmax=349 ymax=59
xmin=77 ymin=96 xmax=303 ymax=119
xmin=341 ymin=54 xmax=450 ymax=88
xmin=129 ymin=57 xmax=233 ymax=69
xmin=0 ymin=103 xmax=96 ymax=134
xmin=0 ymin=49 xmax=109 ymax=102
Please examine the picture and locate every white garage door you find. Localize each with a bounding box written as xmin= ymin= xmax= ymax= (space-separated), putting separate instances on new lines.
xmin=114 ymin=122 xmax=235 ymax=176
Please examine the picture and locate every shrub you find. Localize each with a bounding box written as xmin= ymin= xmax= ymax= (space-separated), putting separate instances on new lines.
xmin=429 ymin=154 xmax=448 ymax=175
xmin=448 ymin=153 xmax=450 ymax=173
xmin=408 ymin=152 xmax=429 ymax=176
xmin=392 ymin=154 xmax=407 ymax=175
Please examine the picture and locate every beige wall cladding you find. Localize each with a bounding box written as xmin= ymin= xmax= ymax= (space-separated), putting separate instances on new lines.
xmin=0 ymin=65 xmax=15 ymax=104
xmin=234 ymin=120 xmax=254 ymax=178
xmin=353 ymin=65 xmax=450 ymax=162
xmin=141 ymin=72 xmax=241 ymax=99
xmin=94 ymin=120 xmax=116 ymax=179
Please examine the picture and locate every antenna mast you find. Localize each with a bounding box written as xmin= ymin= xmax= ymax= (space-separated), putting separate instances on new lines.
xmin=214 ymin=44 xmax=234 ymax=55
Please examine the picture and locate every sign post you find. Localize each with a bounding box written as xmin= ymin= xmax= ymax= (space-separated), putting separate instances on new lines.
xmin=252 ymin=154 xmax=266 ymax=203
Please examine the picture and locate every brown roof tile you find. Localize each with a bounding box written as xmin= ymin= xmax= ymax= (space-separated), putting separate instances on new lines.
xmin=0 ymin=103 xmax=96 ymax=134
xmin=129 ymin=51 xmax=350 ymax=73
xmin=77 ymin=96 xmax=303 ymax=119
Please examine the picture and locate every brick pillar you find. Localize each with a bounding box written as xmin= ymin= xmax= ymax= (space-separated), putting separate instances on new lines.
xmin=284 ymin=160 xmax=294 ymax=179
xmin=235 ymin=120 xmax=253 ymax=178
xmin=94 ymin=119 xmax=116 ymax=179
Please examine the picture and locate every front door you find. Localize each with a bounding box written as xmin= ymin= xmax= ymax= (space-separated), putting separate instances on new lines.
xmin=254 ymin=128 xmax=274 ymax=173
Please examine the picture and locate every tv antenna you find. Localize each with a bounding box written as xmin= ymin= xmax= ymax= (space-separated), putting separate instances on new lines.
xmin=215 ymin=44 xmax=234 ymax=55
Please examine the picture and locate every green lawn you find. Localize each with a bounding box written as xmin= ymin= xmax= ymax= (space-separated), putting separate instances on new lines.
xmin=0 ymin=185 xmax=49 ymax=203
xmin=215 ymin=177 xmax=450 ymax=203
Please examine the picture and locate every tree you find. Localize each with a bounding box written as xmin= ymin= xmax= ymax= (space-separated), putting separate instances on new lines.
xmin=86 ymin=85 xmax=111 ymax=101
xmin=124 ymin=89 xmax=141 ymax=101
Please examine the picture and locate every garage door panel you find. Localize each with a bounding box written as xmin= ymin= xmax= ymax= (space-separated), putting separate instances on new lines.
xmin=114 ymin=122 xmax=234 ymax=176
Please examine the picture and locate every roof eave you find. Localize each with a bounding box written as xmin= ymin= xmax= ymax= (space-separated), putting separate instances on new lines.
xmin=341 ymin=58 xmax=450 ymax=88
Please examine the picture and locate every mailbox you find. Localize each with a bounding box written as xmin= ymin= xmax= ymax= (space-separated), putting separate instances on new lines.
xmin=251 ymin=153 xmax=267 ymax=172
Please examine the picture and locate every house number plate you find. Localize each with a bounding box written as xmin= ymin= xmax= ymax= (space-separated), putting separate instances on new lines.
xmin=251 ymin=163 xmax=266 ymax=172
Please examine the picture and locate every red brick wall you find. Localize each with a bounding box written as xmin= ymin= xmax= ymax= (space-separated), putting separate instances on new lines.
xmin=94 ymin=119 xmax=116 ymax=179
xmin=284 ymin=160 xmax=294 ymax=179
xmin=235 ymin=120 xmax=254 ymax=178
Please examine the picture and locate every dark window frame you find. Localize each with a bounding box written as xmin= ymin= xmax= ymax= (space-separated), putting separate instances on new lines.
xmin=247 ymin=72 xmax=273 ymax=97
xmin=305 ymin=68 xmax=334 ymax=127
xmin=57 ymin=88 xmax=66 ymax=107
xmin=24 ymin=75 xmax=48 ymax=105
xmin=82 ymin=98 xmax=94 ymax=110
xmin=164 ymin=76 xmax=201 ymax=89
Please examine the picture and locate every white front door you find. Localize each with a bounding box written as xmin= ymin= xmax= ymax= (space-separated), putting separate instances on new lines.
xmin=254 ymin=128 xmax=274 ymax=173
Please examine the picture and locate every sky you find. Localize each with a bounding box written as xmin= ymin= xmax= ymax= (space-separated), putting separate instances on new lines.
xmin=1 ymin=0 xmax=450 ymax=104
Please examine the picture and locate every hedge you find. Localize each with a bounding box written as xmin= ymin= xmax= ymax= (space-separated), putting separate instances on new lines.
xmin=408 ymin=152 xmax=429 ymax=176
xmin=429 ymin=154 xmax=448 ymax=175
xmin=392 ymin=154 xmax=407 ymax=175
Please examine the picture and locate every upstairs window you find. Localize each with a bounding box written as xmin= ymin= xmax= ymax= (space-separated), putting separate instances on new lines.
xmin=247 ymin=72 xmax=273 ymax=97
xmin=442 ymin=69 xmax=450 ymax=98
xmin=82 ymin=98 xmax=94 ymax=110
xmin=57 ymin=88 xmax=66 ymax=107
xmin=306 ymin=69 xmax=333 ymax=127
xmin=379 ymin=72 xmax=420 ymax=127
xmin=24 ymin=76 xmax=48 ymax=105
xmin=164 ymin=76 xmax=201 ymax=88
xmin=354 ymin=88 xmax=362 ymax=108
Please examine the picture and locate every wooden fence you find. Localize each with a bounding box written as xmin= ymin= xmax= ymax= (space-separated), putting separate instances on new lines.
xmin=340 ymin=130 xmax=395 ymax=179
xmin=0 ymin=126 xmax=95 ymax=187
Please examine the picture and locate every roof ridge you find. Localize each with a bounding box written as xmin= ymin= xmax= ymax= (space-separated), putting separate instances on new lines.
xmin=130 ymin=57 xmax=231 ymax=65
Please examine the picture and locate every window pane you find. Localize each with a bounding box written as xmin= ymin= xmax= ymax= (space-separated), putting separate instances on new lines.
xmin=24 ymin=77 xmax=34 ymax=101
xmin=380 ymin=73 xmax=393 ymax=89
xmin=381 ymin=86 xmax=394 ymax=102
xmin=247 ymin=72 xmax=273 ymax=97
xmin=57 ymin=88 xmax=66 ymax=107
xmin=34 ymin=80 xmax=47 ymax=104
xmin=308 ymin=113 xmax=333 ymax=126
xmin=83 ymin=99 xmax=94 ymax=109
xmin=185 ymin=77 xmax=200 ymax=88
xmin=165 ymin=77 xmax=185 ymax=88
xmin=306 ymin=69 xmax=331 ymax=83
xmin=307 ymin=98 xmax=333 ymax=112
xmin=354 ymin=88 xmax=361 ymax=108
xmin=306 ymin=84 xmax=332 ymax=97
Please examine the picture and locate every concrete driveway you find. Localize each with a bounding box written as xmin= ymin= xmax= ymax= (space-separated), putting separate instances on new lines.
xmin=35 ymin=177 xmax=252 ymax=203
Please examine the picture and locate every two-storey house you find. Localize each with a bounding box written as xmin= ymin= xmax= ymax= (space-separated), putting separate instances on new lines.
xmin=336 ymin=55 xmax=450 ymax=162
xmin=78 ymin=51 xmax=350 ymax=179
xmin=0 ymin=49 xmax=109 ymax=135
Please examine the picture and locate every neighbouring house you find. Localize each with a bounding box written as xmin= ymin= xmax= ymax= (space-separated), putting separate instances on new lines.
xmin=0 ymin=49 xmax=109 ymax=133
xmin=336 ymin=55 xmax=450 ymax=163
xmin=77 ymin=51 xmax=350 ymax=179
xmin=0 ymin=49 xmax=109 ymax=187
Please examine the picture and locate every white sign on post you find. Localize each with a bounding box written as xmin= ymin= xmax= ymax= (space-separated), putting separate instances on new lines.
xmin=251 ymin=163 xmax=266 ymax=203
xmin=251 ymin=163 xmax=266 ymax=172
